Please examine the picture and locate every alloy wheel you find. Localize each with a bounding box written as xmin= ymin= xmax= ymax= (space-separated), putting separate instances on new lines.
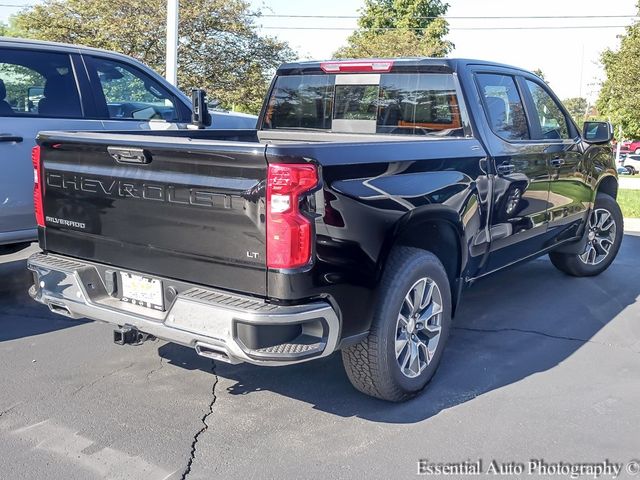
xmin=395 ymin=277 xmax=443 ymax=378
xmin=579 ymin=208 xmax=617 ymax=266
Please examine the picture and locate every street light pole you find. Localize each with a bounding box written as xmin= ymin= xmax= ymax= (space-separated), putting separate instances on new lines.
xmin=166 ymin=0 xmax=178 ymax=86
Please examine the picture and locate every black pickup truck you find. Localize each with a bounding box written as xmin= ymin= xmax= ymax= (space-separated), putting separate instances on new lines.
xmin=28 ymin=58 xmax=621 ymax=401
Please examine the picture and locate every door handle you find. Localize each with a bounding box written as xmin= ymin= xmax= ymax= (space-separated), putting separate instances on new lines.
xmin=550 ymin=157 xmax=565 ymax=168
xmin=497 ymin=163 xmax=515 ymax=175
xmin=107 ymin=146 xmax=151 ymax=164
xmin=0 ymin=134 xmax=23 ymax=143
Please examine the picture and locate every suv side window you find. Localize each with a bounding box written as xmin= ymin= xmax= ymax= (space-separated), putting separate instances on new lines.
xmin=476 ymin=73 xmax=529 ymax=141
xmin=0 ymin=49 xmax=82 ymax=118
xmin=524 ymin=80 xmax=570 ymax=140
xmin=87 ymin=56 xmax=180 ymax=121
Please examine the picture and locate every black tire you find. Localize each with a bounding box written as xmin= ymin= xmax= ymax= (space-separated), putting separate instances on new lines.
xmin=624 ymin=165 xmax=636 ymax=175
xmin=549 ymin=193 xmax=623 ymax=277
xmin=341 ymin=247 xmax=452 ymax=402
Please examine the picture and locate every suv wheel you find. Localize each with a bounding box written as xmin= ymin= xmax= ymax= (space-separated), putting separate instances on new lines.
xmin=549 ymin=193 xmax=623 ymax=276
xmin=341 ymin=247 xmax=451 ymax=402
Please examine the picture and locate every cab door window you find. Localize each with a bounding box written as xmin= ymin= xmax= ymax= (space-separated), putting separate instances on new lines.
xmin=87 ymin=56 xmax=180 ymax=121
xmin=0 ymin=49 xmax=82 ymax=118
xmin=524 ymin=80 xmax=570 ymax=140
xmin=476 ymin=73 xmax=529 ymax=141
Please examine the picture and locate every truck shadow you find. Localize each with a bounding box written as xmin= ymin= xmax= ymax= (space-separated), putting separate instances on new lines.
xmin=0 ymin=256 xmax=88 ymax=342
xmin=159 ymin=233 xmax=640 ymax=424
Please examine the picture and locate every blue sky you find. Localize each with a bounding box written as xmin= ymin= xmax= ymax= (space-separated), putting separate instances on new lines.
xmin=2 ymin=0 xmax=638 ymax=101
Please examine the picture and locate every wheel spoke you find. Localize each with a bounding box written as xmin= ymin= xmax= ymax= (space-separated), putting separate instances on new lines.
xmin=395 ymin=332 xmax=409 ymax=358
xmin=419 ymin=282 xmax=435 ymax=310
xmin=596 ymin=237 xmax=612 ymax=254
xmin=404 ymin=293 xmax=414 ymax=316
xmin=417 ymin=339 xmax=431 ymax=365
xmin=423 ymin=320 xmax=442 ymax=338
xmin=420 ymin=301 xmax=442 ymax=323
xmin=596 ymin=211 xmax=611 ymax=230
xmin=600 ymin=217 xmax=615 ymax=232
xmin=408 ymin=341 xmax=419 ymax=375
xmin=411 ymin=279 xmax=427 ymax=315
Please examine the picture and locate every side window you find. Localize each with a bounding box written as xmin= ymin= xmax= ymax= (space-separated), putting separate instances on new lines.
xmin=0 ymin=49 xmax=82 ymax=118
xmin=476 ymin=73 xmax=529 ymax=141
xmin=377 ymin=73 xmax=463 ymax=136
xmin=525 ymin=80 xmax=570 ymax=140
xmin=88 ymin=57 xmax=179 ymax=121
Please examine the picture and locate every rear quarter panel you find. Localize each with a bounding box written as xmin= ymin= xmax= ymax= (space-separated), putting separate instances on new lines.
xmin=265 ymin=138 xmax=489 ymax=338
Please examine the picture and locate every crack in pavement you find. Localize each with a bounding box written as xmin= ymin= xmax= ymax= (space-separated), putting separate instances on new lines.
xmin=145 ymin=357 xmax=164 ymax=382
xmin=70 ymin=363 xmax=135 ymax=397
xmin=0 ymin=402 xmax=23 ymax=420
xmin=180 ymin=361 xmax=218 ymax=480
xmin=454 ymin=326 xmax=639 ymax=354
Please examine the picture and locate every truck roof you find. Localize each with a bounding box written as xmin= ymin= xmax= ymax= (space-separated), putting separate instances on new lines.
xmin=0 ymin=36 xmax=139 ymax=64
xmin=277 ymin=57 xmax=533 ymax=76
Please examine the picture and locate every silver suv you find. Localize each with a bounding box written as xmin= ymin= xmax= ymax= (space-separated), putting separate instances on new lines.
xmin=0 ymin=37 xmax=257 ymax=250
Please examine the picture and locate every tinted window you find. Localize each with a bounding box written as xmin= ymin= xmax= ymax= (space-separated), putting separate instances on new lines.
xmin=377 ymin=73 xmax=462 ymax=136
xmin=477 ymin=73 xmax=529 ymax=141
xmin=88 ymin=57 xmax=178 ymax=121
xmin=264 ymin=73 xmax=463 ymax=136
xmin=334 ymin=84 xmax=378 ymax=120
xmin=264 ymin=75 xmax=334 ymax=130
xmin=0 ymin=49 xmax=82 ymax=118
xmin=525 ymin=80 xmax=570 ymax=140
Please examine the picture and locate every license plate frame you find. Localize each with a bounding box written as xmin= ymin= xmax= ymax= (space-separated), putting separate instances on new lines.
xmin=120 ymin=272 xmax=165 ymax=311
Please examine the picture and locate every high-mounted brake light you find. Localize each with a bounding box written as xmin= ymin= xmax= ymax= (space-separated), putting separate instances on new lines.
xmin=266 ymin=163 xmax=318 ymax=269
xmin=31 ymin=145 xmax=45 ymax=227
xmin=320 ymin=60 xmax=394 ymax=74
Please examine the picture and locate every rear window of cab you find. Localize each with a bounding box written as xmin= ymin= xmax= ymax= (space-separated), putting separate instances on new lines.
xmin=262 ymin=73 xmax=464 ymax=137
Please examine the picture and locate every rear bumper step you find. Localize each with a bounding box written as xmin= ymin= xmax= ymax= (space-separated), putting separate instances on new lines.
xmin=27 ymin=253 xmax=340 ymax=366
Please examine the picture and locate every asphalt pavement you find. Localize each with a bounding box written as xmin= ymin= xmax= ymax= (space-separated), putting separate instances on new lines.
xmin=1 ymin=236 xmax=639 ymax=480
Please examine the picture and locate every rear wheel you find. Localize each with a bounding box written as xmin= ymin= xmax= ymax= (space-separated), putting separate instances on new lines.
xmin=549 ymin=194 xmax=623 ymax=277
xmin=635 ymin=148 xmax=640 ymax=154
xmin=624 ymin=165 xmax=636 ymax=175
xmin=341 ymin=247 xmax=451 ymax=402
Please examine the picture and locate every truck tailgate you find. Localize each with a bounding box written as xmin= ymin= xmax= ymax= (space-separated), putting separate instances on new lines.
xmin=37 ymin=132 xmax=267 ymax=296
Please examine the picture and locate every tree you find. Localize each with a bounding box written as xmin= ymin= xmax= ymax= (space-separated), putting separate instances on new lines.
xmin=334 ymin=0 xmax=453 ymax=59
xmin=9 ymin=0 xmax=294 ymax=113
xmin=563 ymin=97 xmax=588 ymax=125
xmin=597 ymin=2 xmax=640 ymax=139
xmin=532 ymin=69 xmax=549 ymax=84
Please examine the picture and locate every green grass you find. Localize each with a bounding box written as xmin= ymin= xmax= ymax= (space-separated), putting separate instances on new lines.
xmin=617 ymin=189 xmax=640 ymax=218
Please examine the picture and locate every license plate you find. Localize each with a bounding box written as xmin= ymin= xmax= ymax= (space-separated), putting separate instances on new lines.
xmin=120 ymin=272 xmax=164 ymax=311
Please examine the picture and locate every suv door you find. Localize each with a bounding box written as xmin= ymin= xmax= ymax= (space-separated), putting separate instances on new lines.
xmin=474 ymin=71 xmax=552 ymax=273
xmin=521 ymin=78 xmax=590 ymax=242
xmin=0 ymin=48 xmax=103 ymax=244
xmin=82 ymin=55 xmax=191 ymax=131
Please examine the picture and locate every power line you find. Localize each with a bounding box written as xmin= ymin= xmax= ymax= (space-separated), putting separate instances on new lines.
xmin=259 ymin=25 xmax=634 ymax=31
xmin=260 ymin=14 xmax=639 ymax=20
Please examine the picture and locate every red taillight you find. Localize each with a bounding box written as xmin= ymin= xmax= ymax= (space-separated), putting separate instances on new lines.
xmin=266 ymin=163 xmax=318 ymax=269
xmin=320 ymin=60 xmax=394 ymax=73
xmin=32 ymin=145 xmax=45 ymax=227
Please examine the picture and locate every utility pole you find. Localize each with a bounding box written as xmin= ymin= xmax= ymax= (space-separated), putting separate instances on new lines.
xmin=166 ymin=0 xmax=178 ymax=86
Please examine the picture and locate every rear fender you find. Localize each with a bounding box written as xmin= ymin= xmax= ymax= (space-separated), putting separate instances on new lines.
xmin=378 ymin=205 xmax=467 ymax=314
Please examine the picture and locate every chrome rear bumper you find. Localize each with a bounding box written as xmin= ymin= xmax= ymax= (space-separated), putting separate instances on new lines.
xmin=27 ymin=253 xmax=340 ymax=366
